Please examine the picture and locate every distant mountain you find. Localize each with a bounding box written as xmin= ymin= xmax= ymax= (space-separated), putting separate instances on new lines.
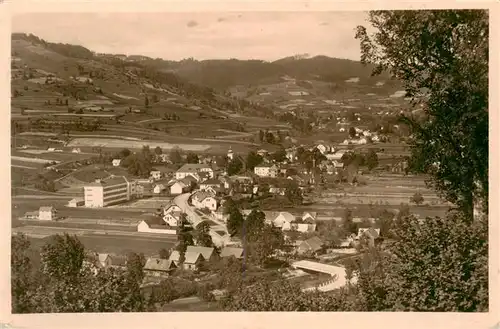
xmin=138 ymin=55 xmax=396 ymax=91
xmin=11 ymin=32 xmax=401 ymax=96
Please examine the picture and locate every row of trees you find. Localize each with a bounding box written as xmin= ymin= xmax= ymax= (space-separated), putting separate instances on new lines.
xmin=12 ymin=233 xmax=148 ymax=313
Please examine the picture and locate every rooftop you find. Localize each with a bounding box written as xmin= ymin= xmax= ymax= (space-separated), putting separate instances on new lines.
xmin=177 ymin=163 xmax=211 ymax=173
xmin=144 ymin=258 xmax=176 ymax=271
xmin=220 ymin=247 xmax=244 ymax=259
xmin=292 ymin=260 xmax=346 ymax=277
xmin=186 ymin=246 xmax=216 ymax=260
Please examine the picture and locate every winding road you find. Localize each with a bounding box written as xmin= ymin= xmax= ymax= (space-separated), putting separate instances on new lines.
xmin=173 ymin=193 xmax=229 ymax=247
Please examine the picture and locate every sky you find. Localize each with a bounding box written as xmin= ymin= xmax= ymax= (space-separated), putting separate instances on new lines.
xmin=12 ymin=12 xmax=370 ymax=62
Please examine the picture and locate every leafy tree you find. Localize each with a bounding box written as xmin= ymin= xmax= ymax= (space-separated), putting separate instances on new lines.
xmin=226 ymin=205 xmax=244 ymax=237
xmin=220 ymin=277 xmax=349 ymax=311
xmin=272 ymin=147 xmax=287 ymax=163
xmin=227 ymin=157 xmax=243 ymax=176
xmin=40 ymin=233 xmax=85 ymax=281
xmin=154 ymin=146 xmax=162 ymax=155
xmin=186 ymin=153 xmax=199 ymax=164
xmin=410 ymin=191 xmax=424 ymax=205
xmin=265 ymin=131 xmax=275 ymax=144
xmin=159 ymin=248 xmax=170 ymax=259
xmin=285 ymin=181 xmax=303 ymax=205
xmin=11 ymin=234 xmax=34 ymax=313
xmin=351 ymin=9 xmax=489 ymax=312
xmin=258 ymin=130 xmax=264 ymax=142
xmin=342 ymin=208 xmax=358 ymax=235
xmin=317 ymin=220 xmax=343 ymax=247
xmin=365 ymin=150 xmax=379 ymax=170
xmin=126 ymin=252 xmax=146 ymax=283
xmin=351 ymin=212 xmax=488 ymax=311
xmin=176 ymin=214 xmax=194 ymax=263
xmin=356 ymin=10 xmax=488 ymax=219
xmin=195 ymin=222 xmax=214 ymax=247
xmin=349 ymin=127 xmax=357 ymax=138
xmin=245 ymin=151 xmax=263 ymax=171
xmin=169 ymin=147 xmax=183 ymax=165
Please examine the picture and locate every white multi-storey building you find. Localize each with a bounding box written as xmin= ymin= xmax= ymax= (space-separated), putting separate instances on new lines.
xmin=84 ymin=176 xmax=131 ymax=208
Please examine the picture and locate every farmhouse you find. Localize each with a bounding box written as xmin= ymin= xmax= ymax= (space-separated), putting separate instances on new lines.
xmin=83 ymin=176 xmax=131 ymax=208
xmin=143 ymin=258 xmax=177 ymax=277
xmin=112 ymin=159 xmax=121 ymax=167
xmin=169 ymin=251 xmax=205 ymax=271
xmin=176 ymin=163 xmax=214 ymax=180
xmin=39 ymin=206 xmax=57 ymax=221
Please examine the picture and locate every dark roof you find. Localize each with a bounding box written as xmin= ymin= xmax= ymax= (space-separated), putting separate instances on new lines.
xmin=144 ymin=258 xmax=176 ymax=271
xmin=177 ymin=163 xmax=211 ymax=173
xmin=300 ymin=236 xmax=323 ymax=252
xmin=201 ymin=178 xmax=221 ymax=185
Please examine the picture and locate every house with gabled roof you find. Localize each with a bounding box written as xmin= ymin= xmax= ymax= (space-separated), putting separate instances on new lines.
xmin=112 ymin=159 xmax=121 ymax=167
xmin=169 ymin=250 xmax=205 ymax=271
xmin=176 ymin=163 xmax=214 ymax=180
xmin=39 ymin=206 xmax=57 ymax=221
xmin=143 ymin=257 xmax=177 ymax=277
xmin=297 ymin=236 xmax=324 ymax=255
xmin=163 ymin=210 xmax=183 ymax=227
xmin=273 ymin=212 xmax=296 ymax=228
xmin=153 ymin=183 xmax=166 ymax=194
xmin=186 ymin=246 xmax=218 ymax=262
xmin=302 ymin=212 xmax=317 ymax=222
xmin=163 ymin=203 xmax=182 ymax=215
xmin=220 ymin=247 xmax=244 ymax=259
xmin=170 ymin=180 xmax=188 ymax=195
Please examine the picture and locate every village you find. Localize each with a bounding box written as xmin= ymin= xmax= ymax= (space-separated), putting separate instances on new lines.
xmin=13 ymin=121 xmax=445 ymax=304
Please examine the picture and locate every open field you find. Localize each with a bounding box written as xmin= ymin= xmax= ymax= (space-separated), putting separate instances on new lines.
xmin=67 ymin=137 xmax=212 ymax=152
xmin=109 ymin=197 xmax=174 ymax=210
xmin=11 ymin=155 xmax=58 ymax=164
xmin=26 ymin=232 xmax=177 ymax=257
xmin=11 ymin=198 xmax=153 ymax=220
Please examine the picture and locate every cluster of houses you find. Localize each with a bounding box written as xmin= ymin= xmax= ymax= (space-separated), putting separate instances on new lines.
xmin=295 ymin=227 xmax=382 ymax=255
xmin=84 ymin=245 xmax=245 ymax=281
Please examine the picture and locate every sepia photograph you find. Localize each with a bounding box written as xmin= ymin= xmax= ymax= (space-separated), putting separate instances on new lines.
xmin=5 ymin=3 xmax=495 ymax=320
